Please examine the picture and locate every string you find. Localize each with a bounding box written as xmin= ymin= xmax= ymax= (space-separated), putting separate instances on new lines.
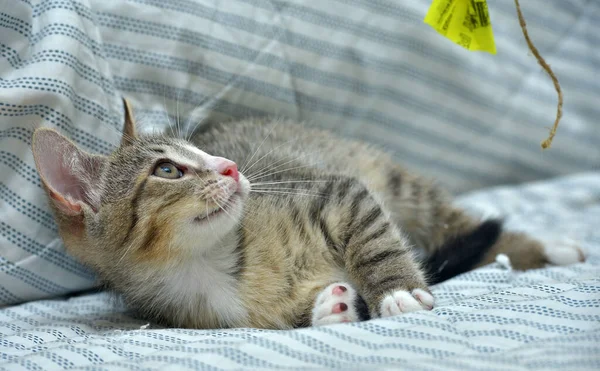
xmin=514 ymin=0 xmax=563 ymax=149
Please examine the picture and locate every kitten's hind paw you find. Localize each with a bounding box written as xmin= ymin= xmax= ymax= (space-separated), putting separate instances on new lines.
xmin=380 ymin=288 xmax=434 ymax=318
xmin=311 ymin=283 xmax=362 ymax=326
xmin=544 ymin=240 xmax=586 ymax=266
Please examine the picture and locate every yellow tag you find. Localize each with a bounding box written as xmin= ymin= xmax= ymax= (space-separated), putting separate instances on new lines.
xmin=424 ymin=0 xmax=496 ymax=54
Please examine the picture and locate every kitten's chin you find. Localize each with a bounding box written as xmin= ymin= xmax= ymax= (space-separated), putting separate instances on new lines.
xmin=194 ymin=193 xmax=241 ymax=224
xmin=184 ymin=193 xmax=246 ymax=250
xmin=179 ymin=175 xmax=249 ymax=251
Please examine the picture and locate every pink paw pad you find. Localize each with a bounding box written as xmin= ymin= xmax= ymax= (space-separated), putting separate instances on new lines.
xmin=311 ymin=282 xmax=360 ymax=326
xmin=332 ymin=302 xmax=348 ymax=313
xmin=332 ymin=285 xmax=347 ymax=296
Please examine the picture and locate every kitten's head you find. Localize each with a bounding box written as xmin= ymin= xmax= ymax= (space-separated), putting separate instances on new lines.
xmin=31 ymin=99 xmax=250 ymax=279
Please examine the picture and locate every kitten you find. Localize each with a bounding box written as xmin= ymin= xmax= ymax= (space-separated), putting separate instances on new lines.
xmin=31 ymin=99 xmax=585 ymax=329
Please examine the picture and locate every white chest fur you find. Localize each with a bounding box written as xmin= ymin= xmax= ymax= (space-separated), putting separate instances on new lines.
xmin=153 ymin=240 xmax=248 ymax=327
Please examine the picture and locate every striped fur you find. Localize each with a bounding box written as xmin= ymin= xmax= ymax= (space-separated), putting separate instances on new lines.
xmin=31 ymin=115 xmax=584 ymax=329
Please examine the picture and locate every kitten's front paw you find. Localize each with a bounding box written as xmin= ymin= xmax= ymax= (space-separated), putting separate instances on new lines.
xmin=379 ymin=288 xmax=434 ymax=317
xmin=311 ymin=283 xmax=360 ymax=326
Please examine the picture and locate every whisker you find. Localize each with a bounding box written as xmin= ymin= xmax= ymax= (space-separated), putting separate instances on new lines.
xmin=242 ymin=137 xmax=300 ymax=175
xmin=251 ymin=180 xmax=329 ymax=186
xmin=250 ymin=190 xmax=329 ymax=198
xmin=245 ymin=153 xmax=302 ymax=180
xmin=205 ymin=201 xmax=216 ymax=235
xmin=240 ymin=120 xmax=281 ymax=173
xmin=251 ymin=186 xmax=327 ymax=194
xmin=245 ymin=145 xmax=332 ymax=180
xmin=245 ymin=151 xmax=326 ymax=181
xmin=175 ymin=91 xmax=183 ymax=139
xmin=185 ymin=109 xmax=208 ymax=142
xmin=163 ymin=86 xmax=175 ymax=138
xmin=187 ymin=167 xmax=211 ymax=188
xmin=251 ymin=184 xmax=320 ymax=190
xmin=212 ymin=196 xmax=255 ymax=236
xmin=184 ymin=98 xmax=222 ymax=141
xmin=212 ymin=196 xmax=234 ymax=220
xmin=247 ymin=163 xmax=323 ymax=182
xmin=117 ymin=239 xmax=137 ymax=267
xmin=162 ymin=87 xmax=175 ymax=130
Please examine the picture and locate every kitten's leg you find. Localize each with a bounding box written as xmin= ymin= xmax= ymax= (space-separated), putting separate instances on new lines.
xmin=482 ymin=232 xmax=585 ymax=269
xmin=343 ymin=219 xmax=435 ymax=318
xmin=318 ymin=179 xmax=434 ymax=318
xmin=311 ymin=282 xmax=369 ymax=326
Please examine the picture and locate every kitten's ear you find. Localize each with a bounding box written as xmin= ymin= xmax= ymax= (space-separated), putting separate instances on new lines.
xmin=32 ymin=128 xmax=106 ymax=216
xmin=121 ymin=97 xmax=137 ymax=146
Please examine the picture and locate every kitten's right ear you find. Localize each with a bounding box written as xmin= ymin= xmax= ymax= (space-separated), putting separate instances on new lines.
xmin=32 ymin=128 xmax=106 ymax=216
xmin=121 ymin=97 xmax=137 ymax=146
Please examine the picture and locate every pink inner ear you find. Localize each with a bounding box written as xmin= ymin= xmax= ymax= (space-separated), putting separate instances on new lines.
xmin=33 ymin=130 xmax=102 ymax=213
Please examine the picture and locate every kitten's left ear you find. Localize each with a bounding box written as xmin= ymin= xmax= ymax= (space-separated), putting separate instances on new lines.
xmin=121 ymin=97 xmax=137 ymax=146
xmin=32 ymin=128 xmax=106 ymax=216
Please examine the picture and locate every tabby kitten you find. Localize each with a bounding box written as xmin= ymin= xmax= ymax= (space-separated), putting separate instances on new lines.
xmin=31 ymin=99 xmax=584 ymax=329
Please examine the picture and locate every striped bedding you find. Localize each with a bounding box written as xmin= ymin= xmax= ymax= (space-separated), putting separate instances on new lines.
xmin=1 ymin=172 xmax=599 ymax=370
xmin=1 ymin=0 xmax=599 ymax=368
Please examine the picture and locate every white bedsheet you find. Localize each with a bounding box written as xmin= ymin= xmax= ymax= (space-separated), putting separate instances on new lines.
xmin=1 ymin=172 xmax=598 ymax=370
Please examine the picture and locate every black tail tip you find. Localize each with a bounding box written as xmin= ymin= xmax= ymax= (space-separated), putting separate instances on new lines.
xmin=424 ymin=219 xmax=503 ymax=285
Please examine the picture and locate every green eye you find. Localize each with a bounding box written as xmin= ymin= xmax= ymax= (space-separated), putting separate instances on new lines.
xmin=153 ymin=162 xmax=183 ymax=179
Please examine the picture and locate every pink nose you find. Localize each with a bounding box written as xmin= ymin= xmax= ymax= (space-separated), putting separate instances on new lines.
xmin=216 ymin=159 xmax=239 ymax=182
xmin=221 ymin=164 xmax=239 ymax=182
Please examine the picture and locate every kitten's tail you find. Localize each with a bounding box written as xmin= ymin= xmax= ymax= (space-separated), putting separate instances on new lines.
xmin=423 ymin=219 xmax=503 ymax=285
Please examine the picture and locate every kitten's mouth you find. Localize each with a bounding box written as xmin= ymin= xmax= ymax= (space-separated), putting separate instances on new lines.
xmin=194 ymin=193 xmax=239 ymax=223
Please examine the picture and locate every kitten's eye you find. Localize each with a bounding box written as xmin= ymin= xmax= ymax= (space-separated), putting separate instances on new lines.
xmin=153 ymin=162 xmax=184 ymax=179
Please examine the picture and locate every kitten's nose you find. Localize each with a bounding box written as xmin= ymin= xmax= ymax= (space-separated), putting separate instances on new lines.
xmin=215 ymin=158 xmax=239 ymax=183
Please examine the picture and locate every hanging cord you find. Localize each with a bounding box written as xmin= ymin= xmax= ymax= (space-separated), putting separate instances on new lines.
xmin=514 ymin=0 xmax=563 ymax=149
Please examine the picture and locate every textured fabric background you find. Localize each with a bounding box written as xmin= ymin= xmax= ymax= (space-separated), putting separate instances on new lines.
xmin=1 ymin=172 xmax=599 ymax=370
xmin=1 ymin=0 xmax=599 ymax=310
